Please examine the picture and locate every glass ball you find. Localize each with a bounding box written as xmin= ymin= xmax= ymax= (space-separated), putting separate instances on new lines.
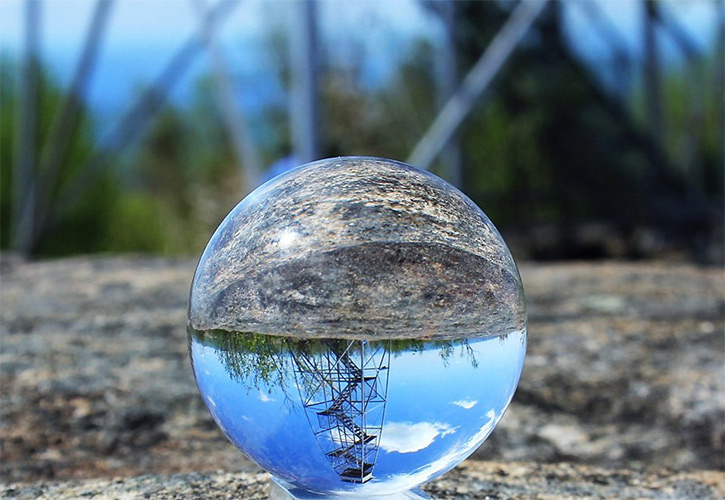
xmin=188 ymin=157 xmax=526 ymax=496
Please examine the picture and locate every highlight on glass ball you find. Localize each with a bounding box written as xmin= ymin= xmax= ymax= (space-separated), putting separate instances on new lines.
xmin=188 ymin=157 xmax=526 ymax=497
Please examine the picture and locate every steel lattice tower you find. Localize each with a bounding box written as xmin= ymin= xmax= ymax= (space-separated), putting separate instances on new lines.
xmin=292 ymin=340 xmax=390 ymax=483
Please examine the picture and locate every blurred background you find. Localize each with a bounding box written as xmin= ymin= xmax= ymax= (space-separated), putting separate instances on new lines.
xmin=2 ymin=2 xmax=724 ymax=490
xmin=1 ymin=0 xmax=723 ymax=263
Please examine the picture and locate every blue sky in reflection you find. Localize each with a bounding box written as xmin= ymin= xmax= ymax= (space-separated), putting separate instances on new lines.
xmin=191 ymin=331 xmax=525 ymax=495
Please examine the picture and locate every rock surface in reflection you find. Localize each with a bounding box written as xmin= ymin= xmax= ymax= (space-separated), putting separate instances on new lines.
xmin=189 ymin=329 xmax=526 ymax=496
xmin=188 ymin=157 xmax=526 ymax=340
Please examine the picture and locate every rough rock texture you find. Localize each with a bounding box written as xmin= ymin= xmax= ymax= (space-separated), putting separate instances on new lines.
xmin=475 ymin=262 xmax=724 ymax=471
xmin=3 ymin=462 xmax=724 ymax=499
xmin=1 ymin=255 xmax=723 ymax=494
xmin=190 ymin=157 xmax=524 ymax=338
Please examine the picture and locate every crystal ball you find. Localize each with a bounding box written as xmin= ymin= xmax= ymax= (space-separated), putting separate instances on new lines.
xmin=188 ymin=157 xmax=526 ymax=496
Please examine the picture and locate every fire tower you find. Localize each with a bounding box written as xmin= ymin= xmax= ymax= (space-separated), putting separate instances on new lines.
xmin=292 ymin=340 xmax=390 ymax=483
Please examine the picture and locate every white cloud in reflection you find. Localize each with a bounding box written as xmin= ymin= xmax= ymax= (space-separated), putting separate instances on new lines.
xmin=335 ymin=408 xmax=501 ymax=496
xmin=379 ymin=421 xmax=456 ymax=454
xmin=258 ymin=390 xmax=274 ymax=403
xmin=451 ymin=399 xmax=477 ymax=410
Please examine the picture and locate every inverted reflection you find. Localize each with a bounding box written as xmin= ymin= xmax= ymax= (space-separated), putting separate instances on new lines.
xmin=189 ymin=330 xmax=525 ymax=496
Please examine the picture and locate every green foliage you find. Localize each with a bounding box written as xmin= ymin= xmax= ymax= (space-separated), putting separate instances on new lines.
xmin=0 ymin=55 xmax=17 ymax=249
xmin=103 ymin=193 xmax=165 ymax=253
xmin=1 ymin=57 xmax=247 ymax=257
xmin=322 ymin=39 xmax=437 ymax=161
xmin=2 ymin=3 xmax=721 ymax=258
xmin=197 ymin=330 xmax=293 ymax=393
xmin=454 ymin=2 xmax=651 ymax=230
xmin=658 ymin=56 xmax=724 ymax=197
xmin=192 ymin=329 xmax=481 ymax=392
xmin=1 ymin=54 xmax=121 ymax=255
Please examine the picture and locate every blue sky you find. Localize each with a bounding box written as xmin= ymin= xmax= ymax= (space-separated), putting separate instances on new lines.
xmin=190 ymin=331 xmax=526 ymax=495
xmin=0 ymin=0 xmax=719 ymax=118
xmin=0 ymin=0 xmax=433 ymax=115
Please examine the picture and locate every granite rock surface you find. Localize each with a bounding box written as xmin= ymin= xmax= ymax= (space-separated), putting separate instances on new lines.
xmin=1 ymin=255 xmax=723 ymax=493
xmin=3 ymin=462 xmax=724 ymax=499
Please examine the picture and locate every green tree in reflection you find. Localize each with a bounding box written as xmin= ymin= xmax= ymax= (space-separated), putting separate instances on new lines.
xmin=190 ymin=329 xmax=490 ymax=392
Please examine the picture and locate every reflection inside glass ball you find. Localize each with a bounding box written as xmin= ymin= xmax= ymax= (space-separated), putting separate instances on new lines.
xmin=188 ymin=157 xmax=526 ymax=496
